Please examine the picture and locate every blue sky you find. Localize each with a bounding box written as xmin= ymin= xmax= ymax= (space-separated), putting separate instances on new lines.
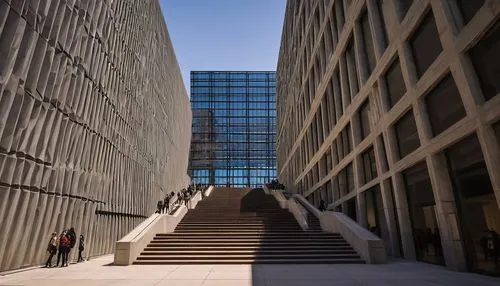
xmin=159 ymin=0 xmax=286 ymax=93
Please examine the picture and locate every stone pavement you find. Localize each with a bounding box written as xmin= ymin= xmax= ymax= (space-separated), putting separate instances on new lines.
xmin=1 ymin=255 xmax=499 ymax=286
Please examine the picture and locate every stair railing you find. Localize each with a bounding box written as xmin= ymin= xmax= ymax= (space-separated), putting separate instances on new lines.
xmin=293 ymin=194 xmax=388 ymax=264
xmin=113 ymin=185 xmax=214 ymax=265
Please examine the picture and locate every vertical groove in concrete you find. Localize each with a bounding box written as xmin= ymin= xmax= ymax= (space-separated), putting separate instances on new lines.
xmin=0 ymin=0 xmax=191 ymax=272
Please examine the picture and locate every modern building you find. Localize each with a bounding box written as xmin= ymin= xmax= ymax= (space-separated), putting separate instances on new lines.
xmin=190 ymin=71 xmax=277 ymax=188
xmin=0 ymin=0 xmax=191 ymax=271
xmin=277 ymin=0 xmax=500 ymax=274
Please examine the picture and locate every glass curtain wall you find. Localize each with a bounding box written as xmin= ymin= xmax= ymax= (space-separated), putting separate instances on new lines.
xmin=190 ymin=71 xmax=277 ymax=188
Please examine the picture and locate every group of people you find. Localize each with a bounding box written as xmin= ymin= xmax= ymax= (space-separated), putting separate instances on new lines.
xmin=45 ymin=227 xmax=85 ymax=267
xmin=265 ymin=179 xmax=285 ymax=190
xmin=156 ymin=186 xmax=195 ymax=214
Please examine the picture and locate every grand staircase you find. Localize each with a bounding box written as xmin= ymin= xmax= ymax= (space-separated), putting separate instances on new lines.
xmin=134 ymin=187 xmax=364 ymax=264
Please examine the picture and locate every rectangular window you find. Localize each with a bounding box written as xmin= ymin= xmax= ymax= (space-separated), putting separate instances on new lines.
xmin=335 ymin=0 xmax=345 ymax=35
xmin=375 ymin=0 xmax=389 ymax=50
xmin=385 ymin=58 xmax=407 ymax=107
xmin=347 ymin=163 xmax=355 ymax=193
xmin=425 ymin=74 xmax=467 ymax=136
xmin=399 ymin=0 xmax=413 ymax=19
xmin=394 ymin=110 xmax=421 ymax=159
xmin=359 ymin=100 xmax=371 ymax=140
xmin=379 ymin=135 xmax=389 ymax=172
xmin=456 ymin=0 xmax=484 ymax=26
xmin=346 ymin=39 xmax=360 ymax=98
xmin=409 ymin=12 xmax=443 ymax=78
xmin=362 ymin=146 xmax=378 ymax=185
xmin=360 ymin=11 xmax=377 ymax=77
xmin=469 ymin=21 xmax=500 ymax=101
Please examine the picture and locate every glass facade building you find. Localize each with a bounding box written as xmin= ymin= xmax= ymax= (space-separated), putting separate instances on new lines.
xmin=190 ymin=71 xmax=277 ymax=188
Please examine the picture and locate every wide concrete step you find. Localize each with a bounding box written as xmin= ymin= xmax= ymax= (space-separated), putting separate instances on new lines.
xmin=136 ymin=253 xmax=361 ymax=260
xmin=141 ymin=248 xmax=357 ymax=255
xmin=148 ymin=242 xmax=351 ymax=247
xmin=151 ymin=238 xmax=347 ymax=243
xmin=134 ymin=258 xmax=365 ymax=265
xmin=173 ymin=229 xmax=319 ymax=233
xmin=144 ymin=245 xmax=354 ymax=251
xmin=157 ymin=232 xmax=338 ymax=237
xmin=175 ymin=226 xmax=306 ymax=230
xmin=178 ymin=222 xmax=306 ymax=225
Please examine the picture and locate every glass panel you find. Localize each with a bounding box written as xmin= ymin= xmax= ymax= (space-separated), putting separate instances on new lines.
xmin=456 ymin=0 xmax=484 ymax=26
xmin=409 ymin=12 xmax=443 ymax=78
xmin=425 ymin=74 xmax=466 ymax=136
xmin=385 ymin=59 xmax=407 ymax=107
xmin=394 ymin=110 xmax=421 ymax=159
xmin=189 ymin=72 xmax=276 ymax=187
xmin=399 ymin=0 xmax=413 ymax=19
xmin=359 ymin=100 xmax=370 ymax=140
xmin=360 ymin=10 xmax=377 ymax=77
xmin=469 ymin=21 xmax=500 ymax=101
xmin=403 ymin=161 xmax=444 ymax=265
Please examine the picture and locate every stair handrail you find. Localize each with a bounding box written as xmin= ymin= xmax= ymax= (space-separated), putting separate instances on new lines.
xmin=286 ymin=197 xmax=309 ymax=230
xmin=114 ymin=185 xmax=214 ymax=265
xmin=293 ymin=194 xmax=388 ymax=264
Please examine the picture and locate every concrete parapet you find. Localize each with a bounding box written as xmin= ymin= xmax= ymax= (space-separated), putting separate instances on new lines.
xmin=295 ymin=195 xmax=388 ymax=264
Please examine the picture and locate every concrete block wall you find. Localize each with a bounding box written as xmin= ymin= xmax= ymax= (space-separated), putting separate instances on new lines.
xmin=276 ymin=0 xmax=500 ymax=271
xmin=0 ymin=0 xmax=191 ymax=271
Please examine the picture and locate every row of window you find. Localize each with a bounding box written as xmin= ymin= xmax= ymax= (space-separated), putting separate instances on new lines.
xmin=192 ymin=72 xmax=275 ymax=80
xmin=192 ymin=87 xmax=276 ymax=94
xmin=279 ymin=0 xmax=500 ymax=190
xmin=192 ymin=169 xmax=276 ymax=177
xmin=192 ymin=102 xmax=275 ymax=109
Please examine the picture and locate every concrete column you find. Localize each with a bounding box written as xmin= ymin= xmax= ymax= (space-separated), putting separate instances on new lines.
xmin=380 ymin=178 xmax=402 ymax=257
xmin=391 ymin=173 xmax=416 ymax=259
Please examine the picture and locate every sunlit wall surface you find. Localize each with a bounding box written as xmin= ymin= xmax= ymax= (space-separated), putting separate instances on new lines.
xmin=190 ymin=71 xmax=276 ymax=188
xmin=0 ymin=0 xmax=191 ymax=271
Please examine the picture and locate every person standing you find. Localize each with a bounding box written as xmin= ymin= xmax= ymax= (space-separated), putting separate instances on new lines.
xmin=57 ymin=230 xmax=69 ymax=267
xmin=45 ymin=232 xmax=58 ymax=267
xmin=156 ymin=200 xmax=163 ymax=214
xmin=67 ymin=227 xmax=77 ymax=264
xmin=318 ymin=200 xmax=326 ymax=212
xmin=163 ymin=194 xmax=170 ymax=214
xmin=78 ymin=235 xmax=85 ymax=262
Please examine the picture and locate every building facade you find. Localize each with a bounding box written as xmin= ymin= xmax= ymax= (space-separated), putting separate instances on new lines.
xmin=0 ymin=0 xmax=191 ymax=271
xmin=190 ymin=71 xmax=276 ymax=188
xmin=277 ymin=0 xmax=500 ymax=274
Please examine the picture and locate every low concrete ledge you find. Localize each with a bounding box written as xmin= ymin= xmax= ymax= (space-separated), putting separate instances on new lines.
xmin=286 ymin=198 xmax=308 ymax=230
xmin=272 ymin=190 xmax=288 ymax=209
xmin=114 ymin=186 xmax=213 ymax=265
xmin=189 ymin=191 xmax=202 ymax=209
xmin=294 ymin=195 xmax=387 ymax=264
xmin=204 ymin=185 xmax=214 ymax=197
xmin=271 ymin=190 xmax=308 ymax=230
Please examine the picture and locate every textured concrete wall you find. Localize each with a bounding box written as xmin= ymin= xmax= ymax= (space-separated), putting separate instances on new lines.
xmin=0 ymin=0 xmax=191 ymax=271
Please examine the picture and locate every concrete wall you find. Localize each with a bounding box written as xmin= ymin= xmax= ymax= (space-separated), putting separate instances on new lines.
xmin=276 ymin=0 xmax=500 ymax=271
xmin=0 ymin=0 xmax=191 ymax=271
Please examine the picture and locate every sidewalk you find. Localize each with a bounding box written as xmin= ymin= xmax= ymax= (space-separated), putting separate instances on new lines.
xmin=1 ymin=255 xmax=499 ymax=286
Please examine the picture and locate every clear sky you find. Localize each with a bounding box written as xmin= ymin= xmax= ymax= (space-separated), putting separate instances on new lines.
xmin=159 ymin=0 xmax=286 ymax=93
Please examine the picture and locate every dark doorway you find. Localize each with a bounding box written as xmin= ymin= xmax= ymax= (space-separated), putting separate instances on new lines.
xmin=403 ymin=161 xmax=444 ymax=265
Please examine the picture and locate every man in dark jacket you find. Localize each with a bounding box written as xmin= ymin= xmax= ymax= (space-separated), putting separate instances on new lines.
xmin=66 ymin=227 xmax=77 ymax=264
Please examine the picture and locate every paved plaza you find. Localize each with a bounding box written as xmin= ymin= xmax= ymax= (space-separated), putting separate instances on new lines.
xmin=1 ymin=255 xmax=499 ymax=286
